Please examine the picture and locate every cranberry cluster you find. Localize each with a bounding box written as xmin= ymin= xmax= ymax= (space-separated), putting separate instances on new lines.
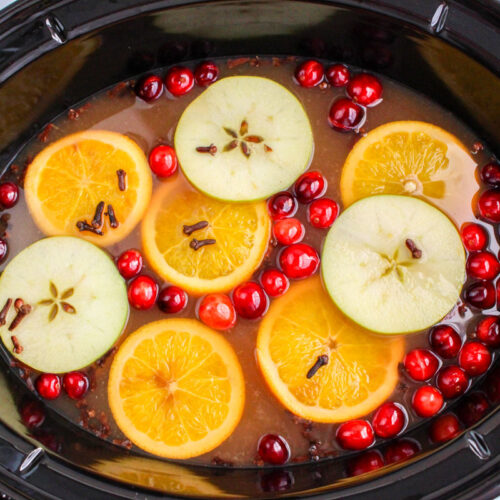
xmin=0 ymin=181 xmax=20 ymax=263
xmin=35 ymin=371 xmax=89 ymax=400
xmin=294 ymin=59 xmax=383 ymax=132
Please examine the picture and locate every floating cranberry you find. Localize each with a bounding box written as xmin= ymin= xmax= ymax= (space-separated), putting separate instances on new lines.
xmin=458 ymin=341 xmax=491 ymax=376
xmin=346 ymin=73 xmax=383 ymax=106
xmin=478 ymin=189 xmax=500 ymax=223
xmin=404 ymin=349 xmax=439 ymax=381
xmin=466 ymin=251 xmax=500 ymax=280
xmin=476 ymin=316 xmax=500 ymax=347
xmin=148 ymin=144 xmax=178 ymax=178
xmin=194 ymin=61 xmax=219 ymax=87
xmin=337 ymin=420 xmax=374 ymax=450
xmin=326 ymin=64 xmax=350 ymax=87
xmin=63 ymin=371 xmax=89 ymax=400
xmin=384 ymin=439 xmax=420 ymax=464
xmin=135 ymin=74 xmax=163 ymax=102
xmin=328 ymin=98 xmax=365 ymax=132
xmin=260 ymin=269 xmax=289 ymax=298
xmin=308 ymin=198 xmax=339 ymax=228
xmin=412 ymin=386 xmax=443 ymax=417
xmin=267 ymin=192 xmax=298 ymax=220
xmin=436 ymin=365 xmax=469 ymax=399
xmin=372 ymin=402 xmax=406 ymax=438
xmin=35 ymin=373 xmax=61 ymax=400
xmin=457 ymin=392 xmax=490 ymax=426
xmin=480 ymin=161 xmax=500 ymax=186
xmin=20 ymin=401 xmax=45 ymax=429
xmin=0 ymin=182 xmax=19 ymax=208
xmin=257 ymin=434 xmax=290 ymax=465
xmin=127 ymin=275 xmax=158 ymax=310
xmin=430 ymin=414 xmax=461 ymax=443
xmin=116 ymin=249 xmax=143 ymax=279
xmin=158 ymin=286 xmax=187 ymax=314
xmin=346 ymin=450 xmax=384 ymax=477
xmin=461 ymin=223 xmax=488 ymax=252
xmin=294 ymin=171 xmax=327 ymax=203
xmin=260 ymin=470 xmax=294 ymax=493
xmin=273 ymin=218 xmax=304 ymax=245
xmin=429 ymin=325 xmax=462 ymax=359
xmin=0 ymin=238 xmax=7 ymax=263
xmin=232 ymin=282 xmax=268 ymax=319
xmin=279 ymin=243 xmax=320 ymax=279
xmin=198 ymin=293 xmax=236 ymax=330
xmin=295 ymin=60 xmax=324 ymax=88
xmin=464 ymin=281 xmax=496 ymax=309
xmin=165 ymin=66 xmax=194 ymax=96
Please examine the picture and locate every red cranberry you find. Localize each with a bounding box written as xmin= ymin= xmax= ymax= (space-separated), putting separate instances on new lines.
xmin=372 ymin=402 xmax=406 ymax=438
xmin=20 ymin=401 xmax=45 ymax=429
xmin=0 ymin=182 xmax=19 ymax=208
xmin=476 ymin=316 xmax=500 ymax=347
xmin=34 ymin=430 xmax=60 ymax=453
xmin=458 ymin=341 xmax=491 ymax=376
xmin=148 ymin=145 xmax=178 ymax=178
xmin=127 ymin=275 xmax=158 ymax=310
xmin=478 ymin=189 xmax=500 ymax=223
xmin=461 ymin=223 xmax=488 ymax=251
xmin=466 ymin=251 xmax=499 ymax=280
xmin=257 ymin=434 xmax=290 ymax=465
xmin=158 ymin=286 xmax=187 ymax=314
xmin=194 ymin=61 xmax=219 ymax=87
xmin=0 ymin=238 xmax=7 ymax=263
xmin=384 ymin=439 xmax=420 ymax=464
xmin=294 ymin=171 xmax=327 ymax=203
xmin=346 ymin=450 xmax=384 ymax=477
xmin=457 ymin=392 xmax=490 ymax=426
xmin=326 ymin=64 xmax=350 ymax=87
xmin=63 ymin=371 xmax=89 ymax=400
xmin=279 ymin=243 xmax=320 ymax=279
xmin=337 ymin=420 xmax=374 ymax=450
xmin=117 ymin=249 xmax=143 ymax=279
xmin=480 ymin=161 xmax=500 ymax=186
xmin=35 ymin=374 xmax=61 ymax=400
xmin=295 ymin=60 xmax=324 ymax=87
xmin=232 ymin=282 xmax=268 ymax=319
xmin=464 ymin=281 xmax=496 ymax=309
xmin=135 ymin=74 xmax=163 ymax=102
xmin=165 ymin=66 xmax=194 ymax=96
xmin=346 ymin=73 xmax=383 ymax=106
xmin=412 ymin=386 xmax=443 ymax=417
xmin=328 ymin=98 xmax=365 ymax=132
xmin=430 ymin=414 xmax=461 ymax=443
xmin=308 ymin=198 xmax=339 ymax=228
xmin=273 ymin=218 xmax=304 ymax=245
xmin=267 ymin=192 xmax=298 ymax=220
xmin=198 ymin=293 xmax=236 ymax=330
xmin=260 ymin=269 xmax=289 ymax=298
xmin=404 ymin=349 xmax=439 ymax=381
xmin=260 ymin=470 xmax=293 ymax=493
xmin=429 ymin=325 xmax=462 ymax=359
xmin=436 ymin=365 xmax=469 ymax=399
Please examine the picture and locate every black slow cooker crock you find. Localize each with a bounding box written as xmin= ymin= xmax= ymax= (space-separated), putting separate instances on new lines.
xmin=0 ymin=1 xmax=498 ymax=498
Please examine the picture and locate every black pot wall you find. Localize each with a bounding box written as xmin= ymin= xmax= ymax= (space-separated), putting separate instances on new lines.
xmin=0 ymin=1 xmax=498 ymax=499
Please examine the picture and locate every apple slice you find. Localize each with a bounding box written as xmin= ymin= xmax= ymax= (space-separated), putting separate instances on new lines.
xmin=174 ymin=76 xmax=313 ymax=202
xmin=321 ymin=195 xmax=465 ymax=334
xmin=0 ymin=236 xmax=128 ymax=373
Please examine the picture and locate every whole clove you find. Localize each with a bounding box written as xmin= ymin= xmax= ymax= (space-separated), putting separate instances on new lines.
xmin=190 ymin=238 xmax=216 ymax=251
xmin=306 ymin=354 xmax=329 ymax=379
xmin=183 ymin=220 xmax=209 ymax=236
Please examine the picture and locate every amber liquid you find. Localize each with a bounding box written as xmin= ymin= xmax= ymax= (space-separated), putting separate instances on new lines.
xmin=5 ymin=58 xmax=497 ymax=466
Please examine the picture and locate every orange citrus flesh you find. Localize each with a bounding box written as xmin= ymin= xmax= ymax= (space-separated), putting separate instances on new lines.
xmin=257 ymin=277 xmax=405 ymax=423
xmin=24 ymin=130 xmax=152 ymax=246
xmin=108 ymin=319 xmax=245 ymax=459
xmin=340 ymin=121 xmax=477 ymax=224
xmin=142 ymin=177 xmax=271 ymax=295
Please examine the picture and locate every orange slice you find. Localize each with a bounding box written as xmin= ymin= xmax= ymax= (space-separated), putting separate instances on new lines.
xmin=24 ymin=130 xmax=152 ymax=247
xmin=108 ymin=318 xmax=245 ymax=459
xmin=141 ymin=178 xmax=271 ymax=295
xmin=256 ymin=277 xmax=404 ymax=423
xmin=340 ymin=121 xmax=477 ymax=224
